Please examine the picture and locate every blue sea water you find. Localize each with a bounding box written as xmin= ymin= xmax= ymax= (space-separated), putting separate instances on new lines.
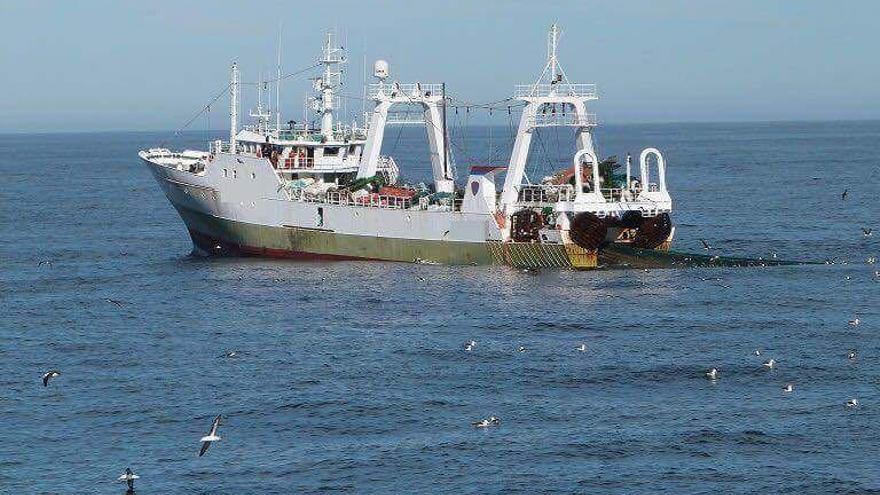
xmin=1 ymin=121 xmax=879 ymax=494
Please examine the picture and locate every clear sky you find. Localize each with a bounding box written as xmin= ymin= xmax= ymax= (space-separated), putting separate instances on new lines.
xmin=1 ymin=0 xmax=877 ymax=132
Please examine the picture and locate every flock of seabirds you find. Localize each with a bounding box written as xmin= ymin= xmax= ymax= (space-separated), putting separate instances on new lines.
xmin=34 ymin=187 xmax=876 ymax=493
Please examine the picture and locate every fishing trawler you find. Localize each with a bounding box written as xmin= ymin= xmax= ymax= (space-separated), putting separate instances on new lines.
xmin=140 ymin=25 xmax=673 ymax=269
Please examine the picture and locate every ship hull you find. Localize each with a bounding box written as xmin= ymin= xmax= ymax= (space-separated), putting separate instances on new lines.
xmin=141 ymin=154 xmax=675 ymax=269
xmin=174 ymin=204 xmax=598 ymax=268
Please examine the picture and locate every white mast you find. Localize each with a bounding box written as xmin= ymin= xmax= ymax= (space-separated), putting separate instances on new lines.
xmin=275 ymin=27 xmax=282 ymax=134
xmin=318 ymin=30 xmax=345 ymax=141
xmin=229 ymin=62 xmax=239 ymax=153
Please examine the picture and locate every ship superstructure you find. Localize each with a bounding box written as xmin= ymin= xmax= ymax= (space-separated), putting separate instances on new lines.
xmin=140 ymin=25 xmax=673 ymax=268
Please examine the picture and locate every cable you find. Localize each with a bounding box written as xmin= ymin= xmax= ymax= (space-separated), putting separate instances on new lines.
xmin=174 ymin=83 xmax=231 ymax=135
xmin=240 ymin=63 xmax=321 ymax=86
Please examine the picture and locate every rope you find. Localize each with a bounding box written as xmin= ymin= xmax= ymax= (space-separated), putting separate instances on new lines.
xmin=174 ymin=83 xmax=231 ymax=135
xmin=239 ymin=63 xmax=321 ymax=85
xmin=174 ymin=62 xmax=322 ymax=135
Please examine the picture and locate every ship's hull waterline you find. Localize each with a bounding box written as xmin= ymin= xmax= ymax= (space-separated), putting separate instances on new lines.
xmin=175 ymin=205 xmax=601 ymax=269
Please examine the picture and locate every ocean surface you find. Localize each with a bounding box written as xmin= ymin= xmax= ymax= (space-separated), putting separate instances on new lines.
xmin=1 ymin=121 xmax=879 ymax=494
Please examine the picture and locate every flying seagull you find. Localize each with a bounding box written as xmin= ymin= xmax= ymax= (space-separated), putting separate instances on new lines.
xmin=463 ymin=340 xmax=476 ymax=352
xmin=863 ymin=228 xmax=873 ymax=237
xmin=198 ymin=414 xmax=222 ymax=457
xmin=106 ymin=298 xmax=125 ymax=308
xmin=576 ymin=343 xmax=587 ymax=352
xmin=700 ymin=239 xmax=712 ymax=251
xmin=841 ymin=189 xmax=848 ymax=200
xmin=762 ymin=358 xmax=776 ymax=369
xmin=516 ymin=346 xmax=526 ymax=353
xmin=754 ymin=349 xmax=762 ymax=356
xmin=221 ymin=350 xmax=238 ymax=358
xmin=472 ymin=416 xmax=501 ymax=428
xmin=847 ymin=350 xmax=857 ymax=360
xmin=42 ymin=370 xmax=61 ymax=387
xmin=782 ymin=384 xmax=794 ymax=393
xmin=846 ymin=398 xmax=859 ymax=408
xmin=117 ymin=468 xmax=139 ymax=491
xmin=849 ymin=317 xmax=861 ymax=327
xmin=705 ymin=367 xmax=719 ymax=380
xmin=37 ymin=259 xmax=53 ymax=267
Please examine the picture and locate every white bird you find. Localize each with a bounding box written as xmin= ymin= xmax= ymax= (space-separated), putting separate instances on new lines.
xmin=849 ymin=317 xmax=861 ymax=327
xmin=516 ymin=346 xmax=526 ymax=353
xmin=863 ymin=228 xmax=873 ymax=237
xmin=754 ymin=349 xmax=762 ymax=356
xmin=576 ymin=343 xmax=587 ymax=352
xmin=847 ymin=350 xmax=857 ymax=360
xmin=42 ymin=370 xmax=61 ymax=387
xmin=464 ymin=340 xmax=476 ymax=352
xmin=117 ymin=467 xmax=139 ymax=491
xmin=472 ymin=416 xmax=501 ymax=428
xmin=198 ymin=414 xmax=222 ymax=457
xmin=705 ymin=368 xmax=719 ymax=380
xmin=782 ymin=384 xmax=794 ymax=393
xmin=221 ymin=350 xmax=238 ymax=358
xmin=867 ymin=257 xmax=876 ymax=264
xmin=846 ymin=398 xmax=859 ymax=408
xmin=762 ymin=359 xmax=776 ymax=369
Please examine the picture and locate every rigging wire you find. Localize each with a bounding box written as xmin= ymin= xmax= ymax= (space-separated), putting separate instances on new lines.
xmin=239 ymin=63 xmax=321 ymax=86
xmin=174 ymin=62 xmax=323 ymax=136
xmin=174 ymin=82 xmax=231 ymax=135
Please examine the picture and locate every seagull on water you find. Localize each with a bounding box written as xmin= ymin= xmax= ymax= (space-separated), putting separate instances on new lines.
xmin=846 ymin=398 xmax=859 ymax=408
xmin=42 ymin=370 xmax=61 ymax=387
xmin=863 ymin=228 xmax=873 ymax=237
xmin=867 ymin=256 xmax=876 ymax=264
xmin=117 ymin=467 xmax=139 ymax=491
xmin=198 ymin=414 xmax=222 ymax=457
xmin=464 ymin=340 xmax=476 ymax=352
xmin=576 ymin=343 xmax=587 ymax=352
xmin=782 ymin=384 xmax=794 ymax=393
xmin=847 ymin=350 xmax=857 ymax=360
xmin=762 ymin=358 xmax=777 ymax=369
xmin=106 ymin=298 xmax=125 ymax=308
xmin=849 ymin=317 xmax=861 ymax=327
xmin=754 ymin=349 xmax=762 ymax=356
xmin=705 ymin=368 xmax=719 ymax=380
xmin=516 ymin=345 xmax=526 ymax=353
xmin=221 ymin=350 xmax=238 ymax=358
xmin=37 ymin=259 xmax=53 ymax=267
xmin=472 ymin=416 xmax=501 ymax=428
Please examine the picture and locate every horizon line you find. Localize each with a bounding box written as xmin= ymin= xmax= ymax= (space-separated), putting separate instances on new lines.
xmin=2 ymin=117 xmax=879 ymax=136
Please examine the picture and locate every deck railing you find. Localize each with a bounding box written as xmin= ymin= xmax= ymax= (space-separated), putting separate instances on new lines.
xmin=514 ymin=83 xmax=597 ymax=99
xmin=516 ymin=184 xmax=575 ymax=204
xmin=529 ymin=112 xmax=597 ymax=128
xmin=290 ymin=188 xmax=416 ymax=210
